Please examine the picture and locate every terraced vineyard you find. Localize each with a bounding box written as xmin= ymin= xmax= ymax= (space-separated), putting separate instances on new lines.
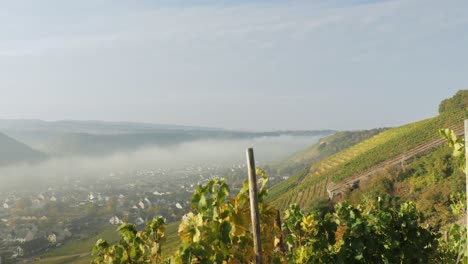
xmin=266 ymin=129 xmax=386 ymax=202
xmin=270 ymin=109 xmax=466 ymax=211
xmin=327 ymin=124 xmax=465 ymax=198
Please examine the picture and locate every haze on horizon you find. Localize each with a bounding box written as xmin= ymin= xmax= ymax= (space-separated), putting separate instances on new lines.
xmin=0 ymin=0 xmax=467 ymax=131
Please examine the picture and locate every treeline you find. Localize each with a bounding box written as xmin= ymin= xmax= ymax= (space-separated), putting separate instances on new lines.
xmin=439 ymin=90 xmax=467 ymax=114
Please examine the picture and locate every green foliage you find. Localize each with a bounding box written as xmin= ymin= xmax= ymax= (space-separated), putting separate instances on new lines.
xmin=450 ymin=192 xmax=466 ymax=218
xmin=436 ymin=127 xmax=468 ymax=263
xmin=282 ymin=198 xmax=437 ymax=263
xmin=439 ymin=128 xmax=466 ymax=173
xmin=92 ymin=217 xmax=167 ymax=263
xmin=437 ymin=223 xmax=467 ymax=264
xmin=174 ymin=170 xmax=280 ymax=263
xmin=439 ymin=90 xmax=468 ymax=114
xmin=282 ymin=204 xmax=336 ymax=263
xmin=334 ymin=199 xmax=437 ymax=263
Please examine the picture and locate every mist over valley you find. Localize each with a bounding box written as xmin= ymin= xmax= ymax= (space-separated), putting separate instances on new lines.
xmin=0 ymin=120 xmax=332 ymax=191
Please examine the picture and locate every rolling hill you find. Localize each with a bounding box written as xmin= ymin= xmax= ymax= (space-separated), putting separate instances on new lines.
xmin=0 ymin=132 xmax=46 ymax=166
xmin=0 ymin=120 xmax=334 ymax=156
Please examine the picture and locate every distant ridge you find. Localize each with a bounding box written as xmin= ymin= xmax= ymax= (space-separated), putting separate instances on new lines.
xmin=0 ymin=119 xmax=222 ymax=134
xmin=0 ymin=119 xmax=335 ymax=157
xmin=0 ymin=132 xmax=46 ymax=166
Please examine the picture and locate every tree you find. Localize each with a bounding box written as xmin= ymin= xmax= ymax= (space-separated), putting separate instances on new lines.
xmin=439 ymin=90 xmax=468 ymax=114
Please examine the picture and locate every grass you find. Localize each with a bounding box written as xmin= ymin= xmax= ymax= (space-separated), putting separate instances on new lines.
xmin=41 ymin=225 xmax=119 ymax=258
xmin=161 ymin=221 xmax=181 ymax=258
xmin=32 ymin=254 xmax=88 ymax=264
xmin=34 ymin=220 xmax=182 ymax=264
xmin=34 ymin=225 xmax=118 ymax=263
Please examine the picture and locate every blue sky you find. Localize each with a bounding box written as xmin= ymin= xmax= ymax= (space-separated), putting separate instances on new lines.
xmin=0 ymin=0 xmax=466 ymax=130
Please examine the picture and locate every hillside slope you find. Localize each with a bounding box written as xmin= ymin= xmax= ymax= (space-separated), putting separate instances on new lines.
xmin=345 ymin=144 xmax=465 ymax=227
xmin=270 ymin=91 xmax=467 ymax=212
xmin=327 ymin=125 xmax=464 ymax=197
xmin=269 ymin=128 xmax=387 ymax=176
xmin=266 ymin=128 xmax=387 ymax=201
xmin=0 ymin=132 xmax=46 ymax=166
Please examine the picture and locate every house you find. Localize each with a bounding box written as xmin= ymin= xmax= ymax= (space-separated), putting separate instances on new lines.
xmin=135 ymin=217 xmax=145 ymax=226
xmin=25 ymin=230 xmax=34 ymax=242
xmin=47 ymin=233 xmax=57 ymax=243
xmin=32 ymin=199 xmax=42 ymax=209
xmin=109 ymin=216 xmax=122 ymax=225
xmin=63 ymin=228 xmax=72 ymax=238
xmin=12 ymin=246 xmax=24 ymax=258
xmin=144 ymin=198 xmax=151 ymax=207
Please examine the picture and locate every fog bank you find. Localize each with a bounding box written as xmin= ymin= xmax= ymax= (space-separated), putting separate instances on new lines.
xmin=0 ymin=135 xmax=321 ymax=190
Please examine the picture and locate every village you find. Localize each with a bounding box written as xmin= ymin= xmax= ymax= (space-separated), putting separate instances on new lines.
xmin=0 ymin=162 xmax=283 ymax=262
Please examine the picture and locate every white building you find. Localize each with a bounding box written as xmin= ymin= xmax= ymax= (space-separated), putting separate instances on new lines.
xmin=47 ymin=233 xmax=57 ymax=243
xmin=136 ymin=217 xmax=145 ymax=226
xmin=109 ymin=216 xmax=122 ymax=225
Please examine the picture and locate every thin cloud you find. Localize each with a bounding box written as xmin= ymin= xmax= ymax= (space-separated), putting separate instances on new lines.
xmin=0 ymin=0 xmax=466 ymax=130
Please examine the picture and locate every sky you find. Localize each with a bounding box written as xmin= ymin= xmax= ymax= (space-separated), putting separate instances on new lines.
xmin=0 ymin=0 xmax=466 ymax=131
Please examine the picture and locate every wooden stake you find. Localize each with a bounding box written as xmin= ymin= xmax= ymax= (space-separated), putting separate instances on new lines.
xmin=464 ymin=119 xmax=468 ymax=249
xmin=275 ymin=209 xmax=286 ymax=253
xmin=246 ymin=148 xmax=263 ymax=264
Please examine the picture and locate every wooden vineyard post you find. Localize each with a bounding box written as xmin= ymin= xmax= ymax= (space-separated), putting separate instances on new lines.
xmin=275 ymin=209 xmax=287 ymax=253
xmin=246 ymin=148 xmax=263 ymax=264
xmin=465 ymin=119 xmax=468 ymax=248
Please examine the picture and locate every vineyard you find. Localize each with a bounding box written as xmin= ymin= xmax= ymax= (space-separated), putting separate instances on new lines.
xmin=269 ymin=129 xmax=386 ymax=177
xmin=328 ymin=124 xmax=465 ymax=197
xmin=267 ymin=129 xmax=387 ymax=203
xmin=271 ymin=109 xmax=466 ymax=211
